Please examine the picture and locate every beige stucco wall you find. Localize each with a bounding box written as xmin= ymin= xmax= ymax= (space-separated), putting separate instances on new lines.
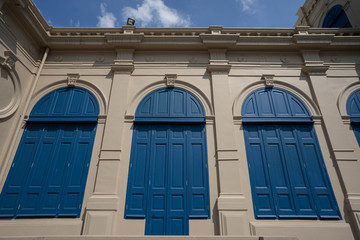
xmin=0 ymin=1 xmax=360 ymax=240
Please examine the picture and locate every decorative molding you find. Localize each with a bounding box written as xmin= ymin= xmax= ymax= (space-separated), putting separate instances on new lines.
xmin=53 ymin=55 xmax=63 ymax=62
xmin=312 ymin=115 xmax=323 ymax=125
xmin=95 ymin=56 xmax=105 ymax=63
xmin=207 ymin=64 xmax=231 ymax=73
xmin=280 ymin=56 xmax=289 ymax=64
xmin=165 ymin=74 xmax=177 ymax=87
xmin=209 ymin=25 xmax=223 ymax=35
xmin=301 ymin=50 xmax=321 ymax=62
xmin=115 ymin=49 xmax=134 ymax=61
xmin=295 ymin=26 xmax=310 ymax=35
xmin=110 ymin=64 xmax=134 ymax=73
xmin=67 ymin=73 xmax=80 ymax=87
xmin=123 ymin=25 xmax=135 ymax=34
xmin=97 ymin=114 xmax=107 ymax=124
xmin=302 ymin=64 xmax=329 ymax=76
xmin=294 ymin=34 xmax=335 ymax=45
xmin=216 ymin=149 xmax=239 ymax=161
xmin=145 ymin=56 xmax=155 ymax=62
xmin=21 ymin=120 xmax=27 ymax=129
xmin=209 ymin=49 xmax=227 ymax=61
xmin=99 ymin=149 xmax=121 ymax=161
xmin=331 ymin=56 xmax=340 ymax=63
xmin=189 ymin=57 xmax=198 ymax=63
xmin=0 ymin=61 xmax=21 ymax=119
xmin=0 ymin=50 xmax=18 ymax=70
xmin=343 ymin=0 xmax=350 ymax=11
xmin=261 ymin=74 xmax=275 ymax=88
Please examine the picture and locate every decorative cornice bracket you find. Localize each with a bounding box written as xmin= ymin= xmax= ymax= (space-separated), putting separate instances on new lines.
xmin=261 ymin=74 xmax=275 ymax=88
xmin=0 ymin=50 xmax=18 ymax=70
xmin=165 ymin=74 xmax=177 ymax=87
xmin=67 ymin=73 xmax=80 ymax=87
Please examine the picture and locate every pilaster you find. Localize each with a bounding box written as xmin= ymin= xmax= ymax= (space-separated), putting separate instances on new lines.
xmin=207 ymin=49 xmax=249 ymax=235
xmin=83 ymin=49 xmax=134 ymax=235
xmin=301 ymin=50 xmax=360 ymax=238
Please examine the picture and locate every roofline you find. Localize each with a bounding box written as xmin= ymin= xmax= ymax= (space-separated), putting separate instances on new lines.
xmin=3 ymin=0 xmax=360 ymax=51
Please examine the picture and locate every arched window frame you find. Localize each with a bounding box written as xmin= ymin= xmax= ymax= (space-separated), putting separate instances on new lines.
xmin=322 ymin=4 xmax=352 ymax=28
xmin=242 ymin=88 xmax=341 ymax=220
xmin=125 ymin=87 xmax=210 ymax=235
xmin=0 ymin=87 xmax=99 ymax=218
xmin=346 ymin=89 xmax=360 ymax=146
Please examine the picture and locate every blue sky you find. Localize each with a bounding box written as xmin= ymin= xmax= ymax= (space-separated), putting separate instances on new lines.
xmin=33 ymin=0 xmax=305 ymax=28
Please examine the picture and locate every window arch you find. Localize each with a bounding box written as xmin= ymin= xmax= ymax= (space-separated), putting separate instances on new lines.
xmin=0 ymin=87 xmax=99 ymax=218
xmin=346 ymin=89 xmax=360 ymax=146
xmin=322 ymin=5 xmax=352 ymax=28
xmin=242 ymin=88 xmax=341 ymax=220
xmin=125 ymin=87 xmax=210 ymax=235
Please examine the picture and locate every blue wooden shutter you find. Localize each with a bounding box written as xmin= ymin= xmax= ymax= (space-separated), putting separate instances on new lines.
xmin=244 ymin=124 xmax=341 ymax=219
xmin=29 ymin=87 xmax=99 ymax=122
xmin=59 ymin=124 xmax=96 ymax=217
xmin=135 ymin=88 xmax=205 ymax=123
xmin=244 ymin=125 xmax=276 ymax=218
xmin=41 ymin=125 xmax=74 ymax=217
xmin=125 ymin=125 xmax=151 ymax=218
xmin=296 ymin=125 xmax=341 ymax=219
xmin=17 ymin=124 xmax=59 ymax=217
xmin=0 ymin=123 xmax=96 ymax=218
xmin=279 ymin=125 xmax=317 ymax=218
xmin=167 ymin=125 xmax=188 ymax=235
xmin=0 ymin=125 xmax=42 ymax=217
xmin=187 ymin=125 xmax=210 ymax=219
xmin=262 ymin=125 xmax=296 ymax=218
xmin=145 ymin=125 xmax=169 ymax=235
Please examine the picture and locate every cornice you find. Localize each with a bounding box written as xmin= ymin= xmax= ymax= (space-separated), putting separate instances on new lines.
xmin=104 ymin=33 xmax=144 ymax=47
xmin=3 ymin=2 xmax=360 ymax=51
xmin=200 ymin=34 xmax=239 ymax=47
xmin=293 ymin=33 xmax=335 ymax=46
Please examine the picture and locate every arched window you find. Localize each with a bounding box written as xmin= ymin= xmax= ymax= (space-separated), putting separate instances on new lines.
xmin=322 ymin=5 xmax=352 ymax=28
xmin=125 ymin=88 xmax=210 ymax=235
xmin=346 ymin=89 xmax=360 ymax=146
xmin=0 ymin=87 xmax=99 ymax=218
xmin=242 ymin=88 xmax=341 ymax=220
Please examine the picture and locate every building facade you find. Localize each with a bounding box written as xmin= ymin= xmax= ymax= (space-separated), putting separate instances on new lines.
xmin=0 ymin=0 xmax=359 ymax=239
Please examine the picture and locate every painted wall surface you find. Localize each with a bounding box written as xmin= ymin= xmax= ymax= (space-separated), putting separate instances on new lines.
xmin=0 ymin=0 xmax=359 ymax=240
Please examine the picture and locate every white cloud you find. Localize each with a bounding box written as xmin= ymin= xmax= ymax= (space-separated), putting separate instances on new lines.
xmin=70 ymin=19 xmax=81 ymax=27
xmin=97 ymin=3 xmax=117 ymax=27
xmin=122 ymin=0 xmax=190 ymax=27
xmin=237 ymin=0 xmax=257 ymax=14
